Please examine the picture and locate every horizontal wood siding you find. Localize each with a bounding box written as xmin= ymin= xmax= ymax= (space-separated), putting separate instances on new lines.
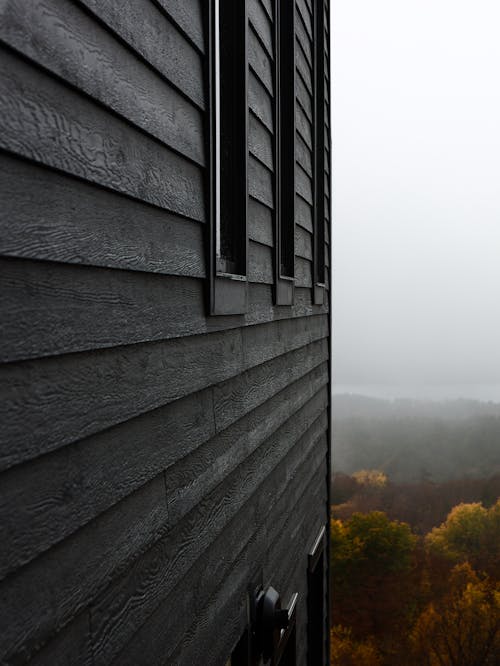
xmin=0 ymin=1 xmax=330 ymax=664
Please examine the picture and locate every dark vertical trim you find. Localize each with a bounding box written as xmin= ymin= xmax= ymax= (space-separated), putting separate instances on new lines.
xmin=208 ymin=0 xmax=248 ymax=315
xmin=313 ymin=0 xmax=326 ymax=305
xmin=307 ymin=526 xmax=326 ymax=665
xmin=274 ymin=0 xmax=295 ymax=305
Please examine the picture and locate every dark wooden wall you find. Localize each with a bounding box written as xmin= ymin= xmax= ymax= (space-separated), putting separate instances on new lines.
xmin=0 ymin=1 xmax=331 ymax=664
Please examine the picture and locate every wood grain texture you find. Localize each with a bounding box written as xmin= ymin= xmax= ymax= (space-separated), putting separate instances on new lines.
xmin=296 ymin=256 xmax=313 ymax=288
xmin=77 ymin=0 xmax=204 ymax=108
xmin=1 ymin=326 xmax=242 ymax=470
xmin=296 ymin=132 xmax=313 ymax=176
xmin=249 ymin=112 xmax=274 ymax=171
xmin=249 ymin=240 xmax=274 ymax=284
xmin=296 ymin=40 xmax=313 ymax=95
xmin=249 ymin=69 xmax=274 ymax=132
xmin=296 ymin=163 xmax=313 ymax=205
xmin=0 ymin=475 xmax=169 ymax=664
xmin=0 ymin=154 xmax=205 ymax=277
xmin=296 ymin=101 xmax=313 ymax=149
xmin=0 ymin=0 xmax=204 ymax=164
xmin=249 ymin=0 xmax=273 ymax=57
xmin=1 ymin=258 xmax=328 ymax=365
xmin=88 ymin=388 xmax=328 ymax=665
xmin=248 ymin=197 xmax=274 ymax=247
xmin=296 ymin=70 xmax=313 ymax=121
xmin=295 ymin=225 xmax=313 ymax=260
xmin=112 ymin=415 xmax=327 ymax=666
xmin=28 ymin=612 xmax=93 ymax=666
xmin=249 ymin=24 xmax=273 ymax=93
xmin=249 ymin=155 xmax=274 ymax=208
xmin=0 ymin=389 xmax=214 ymax=580
xmin=296 ymin=194 xmax=313 ymax=233
xmin=154 ymin=0 xmax=205 ymax=52
xmin=0 ymin=47 xmax=204 ymax=221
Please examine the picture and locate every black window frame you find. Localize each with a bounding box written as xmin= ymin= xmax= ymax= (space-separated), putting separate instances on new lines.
xmin=208 ymin=0 xmax=249 ymax=315
xmin=313 ymin=0 xmax=326 ymax=305
xmin=273 ymin=0 xmax=296 ymax=306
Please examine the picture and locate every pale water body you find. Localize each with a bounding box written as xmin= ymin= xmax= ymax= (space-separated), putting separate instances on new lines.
xmin=333 ymin=384 xmax=500 ymax=403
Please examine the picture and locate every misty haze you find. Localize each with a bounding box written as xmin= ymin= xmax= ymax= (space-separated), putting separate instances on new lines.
xmin=331 ymin=2 xmax=500 ymax=663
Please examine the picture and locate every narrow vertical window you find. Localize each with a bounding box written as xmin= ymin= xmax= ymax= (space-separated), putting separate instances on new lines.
xmin=313 ymin=0 xmax=326 ymax=304
xmin=209 ymin=0 xmax=248 ymax=314
xmin=307 ymin=526 xmax=326 ymax=665
xmin=274 ymin=0 xmax=296 ymax=305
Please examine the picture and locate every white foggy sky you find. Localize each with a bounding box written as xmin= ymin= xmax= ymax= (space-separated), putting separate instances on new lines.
xmin=331 ymin=0 xmax=500 ymax=391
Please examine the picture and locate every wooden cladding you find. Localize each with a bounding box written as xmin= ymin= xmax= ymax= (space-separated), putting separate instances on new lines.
xmin=209 ymin=0 xmax=248 ymax=314
xmin=274 ymin=0 xmax=296 ymax=305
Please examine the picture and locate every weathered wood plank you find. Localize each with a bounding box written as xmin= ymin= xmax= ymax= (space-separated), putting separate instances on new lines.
xmin=0 ymin=389 xmax=215 ymax=580
xmin=249 ymin=24 xmax=273 ymax=93
xmin=77 ymin=0 xmax=204 ymax=108
xmin=295 ymin=224 xmax=313 ymax=260
xmin=296 ymin=163 xmax=313 ymax=205
xmin=296 ymin=256 xmax=313 ymax=288
xmin=249 ymin=156 xmax=274 ymax=208
xmin=153 ymin=0 xmax=204 ymax=52
xmin=296 ymin=132 xmax=312 ymax=176
xmin=296 ymin=194 xmax=313 ymax=233
xmin=248 ymin=197 xmax=274 ymax=247
xmin=0 ymin=259 xmax=328 ymax=364
xmin=0 ymin=0 xmax=204 ymax=163
xmin=166 ymin=450 xmax=326 ymax=666
xmin=1 ymin=326 xmax=242 ymax=470
xmin=166 ymin=364 xmax=328 ymax=527
xmin=111 ymin=414 xmax=327 ymax=666
xmin=296 ymin=40 xmax=313 ymax=96
xmin=28 ymin=612 xmax=93 ymax=666
xmin=0 ymin=475 xmax=169 ymax=664
xmin=249 ymin=69 xmax=274 ymax=132
xmin=88 ymin=389 xmax=328 ymax=665
xmin=296 ymin=69 xmax=313 ymax=121
xmin=296 ymin=97 xmax=313 ymax=149
xmin=296 ymin=0 xmax=313 ymax=39
xmin=0 ymin=155 xmax=205 ymax=277
xmin=249 ymin=0 xmax=273 ymax=57
xmin=249 ymin=112 xmax=274 ymax=171
xmin=248 ymin=240 xmax=274 ymax=284
xmin=0 ymin=47 xmax=204 ymax=220
xmin=295 ymin=7 xmax=313 ymax=66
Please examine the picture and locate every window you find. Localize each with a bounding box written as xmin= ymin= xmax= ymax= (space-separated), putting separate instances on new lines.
xmin=313 ymin=0 xmax=326 ymax=304
xmin=209 ymin=0 xmax=248 ymax=314
xmin=307 ymin=526 xmax=326 ymax=665
xmin=274 ymin=0 xmax=296 ymax=305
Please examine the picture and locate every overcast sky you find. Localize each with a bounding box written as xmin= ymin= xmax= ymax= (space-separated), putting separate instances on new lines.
xmin=331 ymin=0 xmax=500 ymax=396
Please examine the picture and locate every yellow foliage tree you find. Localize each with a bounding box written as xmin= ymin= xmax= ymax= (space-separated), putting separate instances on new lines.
xmin=330 ymin=625 xmax=382 ymax=666
xmin=410 ymin=562 xmax=500 ymax=666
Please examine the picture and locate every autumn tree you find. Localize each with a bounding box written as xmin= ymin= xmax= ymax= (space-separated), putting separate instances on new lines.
xmin=410 ymin=562 xmax=500 ymax=666
xmin=331 ymin=512 xmax=418 ymax=646
xmin=426 ymin=500 xmax=500 ymax=577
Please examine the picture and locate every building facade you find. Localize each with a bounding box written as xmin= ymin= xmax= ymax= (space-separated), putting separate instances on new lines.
xmin=0 ymin=1 xmax=331 ymax=664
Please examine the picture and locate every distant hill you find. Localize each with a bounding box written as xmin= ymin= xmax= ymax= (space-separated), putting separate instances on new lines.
xmin=333 ymin=394 xmax=500 ymax=482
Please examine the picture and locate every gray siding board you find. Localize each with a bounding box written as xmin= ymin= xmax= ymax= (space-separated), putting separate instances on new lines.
xmin=0 ymin=0 xmax=205 ymax=164
xmin=78 ymin=0 xmax=205 ymax=108
xmin=0 ymin=155 xmax=205 ymax=277
xmin=248 ymin=24 xmax=273 ymax=93
xmin=249 ymin=69 xmax=274 ymax=132
xmin=0 ymin=47 xmax=205 ymax=221
xmin=153 ymin=0 xmax=205 ymax=53
xmin=249 ymin=112 xmax=274 ymax=171
xmin=249 ymin=155 xmax=274 ymax=208
xmin=119 ymin=429 xmax=325 ymax=666
xmin=249 ymin=239 xmax=274 ymax=284
xmin=248 ymin=197 xmax=274 ymax=246
xmin=249 ymin=0 xmax=273 ymax=57
xmin=89 ymin=389 xmax=328 ymax=665
xmin=0 ymin=474 xmax=169 ymax=664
